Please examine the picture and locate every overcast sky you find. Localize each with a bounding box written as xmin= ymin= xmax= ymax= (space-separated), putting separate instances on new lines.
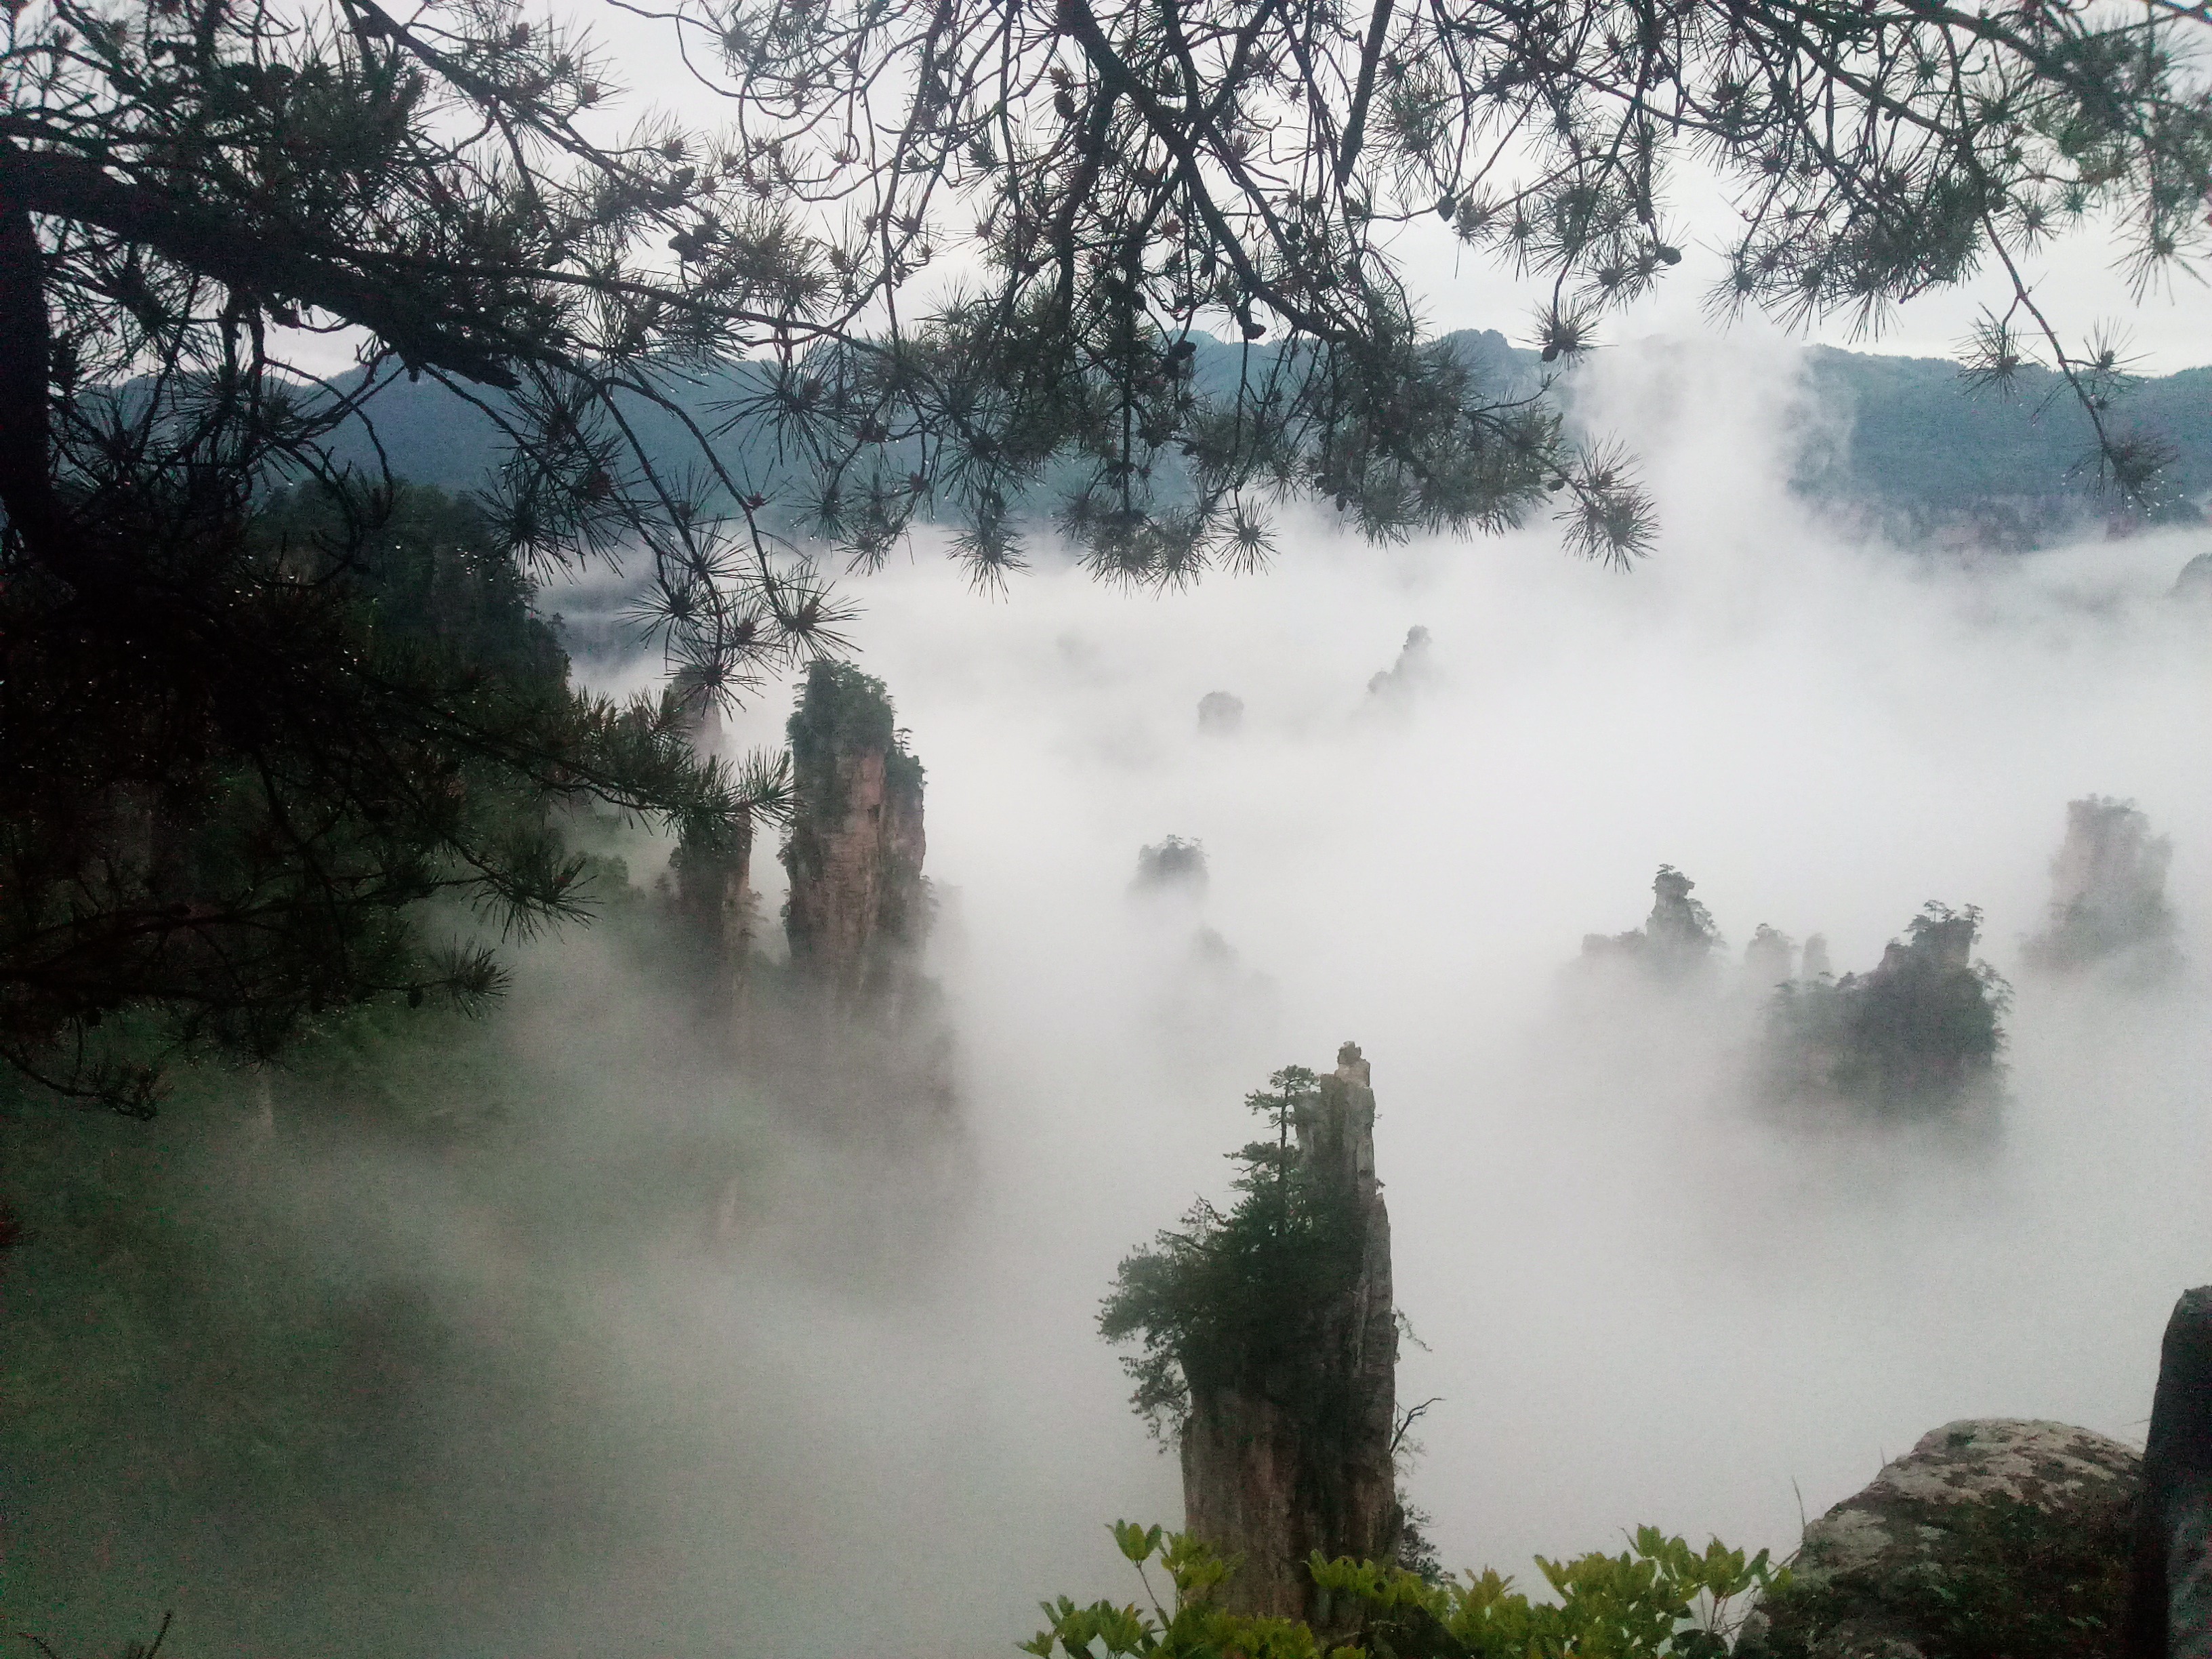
xmin=567 ymin=0 xmax=2212 ymax=376
xmin=251 ymin=1 xmax=2212 ymax=379
xmin=1394 ymin=192 xmax=2212 ymax=375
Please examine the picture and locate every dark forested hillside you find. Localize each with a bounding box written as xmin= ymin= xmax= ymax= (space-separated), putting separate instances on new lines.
xmin=1790 ymin=348 xmax=2212 ymax=544
xmin=318 ymin=335 xmax=2210 ymax=552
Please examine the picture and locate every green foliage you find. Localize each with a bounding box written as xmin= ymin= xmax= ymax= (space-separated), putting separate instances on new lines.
xmin=1750 ymin=1493 xmax=2131 ymax=1659
xmin=1765 ymin=904 xmax=2009 ymax=1116
xmin=1029 ymin=1522 xmax=1787 ymax=1659
xmin=1099 ymin=1066 xmax=1361 ymax=1437
xmin=255 ymin=483 xmax=568 ymax=695
xmin=0 ymin=472 xmax=763 ymax=1109
xmin=296 ymin=338 xmax=2212 ymax=554
xmin=8 ymin=0 xmax=2193 ymax=647
xmin=1394 ymin=1503 xmax=1447 ymax=1589
xmin=5 ymin=0 xmax=2203 ymax=1101
xmin=789 ymin=660 xmax=901 ymax=763
xmin=1024 ymin=1525 xmax=1346 ymax=1659
xmin=785 ymin=660 xmax=924 ymax=825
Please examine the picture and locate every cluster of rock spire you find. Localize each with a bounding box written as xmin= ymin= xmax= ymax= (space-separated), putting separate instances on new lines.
xmin=1575 ymin=794 xmax=2182 ymax=1120
xmin=670 ymin=660 xmax=932 ymax=1023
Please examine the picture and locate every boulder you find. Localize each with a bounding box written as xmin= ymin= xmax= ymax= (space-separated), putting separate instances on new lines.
xmin=1749 ymin=1418 xmax=2141 ymax=1659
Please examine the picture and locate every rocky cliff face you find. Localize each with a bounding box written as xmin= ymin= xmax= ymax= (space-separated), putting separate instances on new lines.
xmin=781 ymin=662 xmax=928 ymax=1012
xmin=1761 ymin=904 xmax=2005 ymax=1118
xmin=670 ymin=811 xmax=757 ymax=1018
xmin=1581 ymin=865 xmax=1723 ymax=982
xmin=2127 ymin=1286 xmax=2212 ymax=1659
xmin=665 ymin=668 xmax=758 ymax=1019
xmin=2026 ymin=796 xmax=2180 ymax=981
xmin=1181 ymin=1043 xmax=1399 ymax=1624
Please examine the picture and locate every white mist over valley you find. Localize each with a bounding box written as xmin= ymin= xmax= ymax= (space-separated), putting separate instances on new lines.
xmin=356 ymin=335 xmax=2209 ymax=1658
xmin=5 ymin=343 xmax=2207 ymax=1659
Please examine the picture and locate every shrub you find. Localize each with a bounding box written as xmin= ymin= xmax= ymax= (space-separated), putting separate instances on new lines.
xmin=1025 ymin=1521 xmax=1786 ymax=1659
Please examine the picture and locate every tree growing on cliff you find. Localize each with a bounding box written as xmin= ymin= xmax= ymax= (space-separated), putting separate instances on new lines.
xmin=5 ymin=0 xmax=2207 ymax=1101
xmin=1581 ymin=865 xmax=1723 ymax=983
xmin=0 ymin=470 xmax=787 ymax=1110
xmin=780 ymin=660 xmax=929 ymax=1010
xmin=1102 ymin=1047 xmax=1399 ymax=1620
xmin=1101 ymin=1064 xmax=1353 ymax=1437
xmin=1763 ymin=903 xmax=2009 ymax=1118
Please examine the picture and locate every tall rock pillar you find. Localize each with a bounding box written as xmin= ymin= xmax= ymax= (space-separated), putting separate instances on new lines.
xmin=781 ymin=661 xmax=928 ymax=1010
xmin=667 ymin=668 xmax=757 ymax=1021
xmin=671 ymin=809 xmax=756 ymax=1018
xmin=1181 ymin=1042 xmax=1399 ymax=1624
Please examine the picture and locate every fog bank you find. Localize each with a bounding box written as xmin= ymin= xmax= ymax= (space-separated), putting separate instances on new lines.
xmin=9 ymin=335 xmax=2209 ymax=1659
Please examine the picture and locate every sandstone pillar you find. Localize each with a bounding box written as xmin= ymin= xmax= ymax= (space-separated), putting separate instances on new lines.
xmin=781 ymin=661 xmax=926 ymax=1011
xmin=668 ymin=666 xmax=756 ymax=1021
xmin=672 ymin=808 xmax=756 ymax=1021
xmin=1181 ymin=1042 xmax=1398 ymax=1624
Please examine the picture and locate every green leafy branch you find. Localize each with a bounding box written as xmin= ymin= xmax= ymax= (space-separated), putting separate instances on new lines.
xmin=1028 ymin=1522 xmax=1790 ymax=1659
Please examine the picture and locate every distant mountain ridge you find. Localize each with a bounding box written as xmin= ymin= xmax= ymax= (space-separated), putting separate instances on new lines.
xmin=316 ymin=331 xmax=2211 ymax=552
xmin=1790 ymin=345 xmax=2212 ymax=544
xmin=1443 ymin=328 xmax=2210 ymax=546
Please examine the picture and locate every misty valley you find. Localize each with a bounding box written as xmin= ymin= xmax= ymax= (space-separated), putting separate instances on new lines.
xmin=7 ymin=0 xmax=2212 ymax=1648
xmin=3 ymin=344 xmax=2209 ymax=1659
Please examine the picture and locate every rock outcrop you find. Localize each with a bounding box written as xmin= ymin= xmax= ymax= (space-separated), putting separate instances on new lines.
xmin=1746 ymin=924 xmax=1799 ymax=991
xmin=1581 ymin=864 xmax=1723 ymax=981
xmin=1750 ymin=1419 xmax=2141 ymax=1659
xmin=1180 ymin=1042 xmax=1399 ymax=1624
xmin=1197 ymin=691 xmax=1246 ymax=735
xmin=1132 ymin=835 xmax=1209 ymax=901
xmin=781 ymin=661 xmax=928 ymax=1011
xmin=1761 ymin=904 xmax=2006 ymax=1118
xmin=1364 ymin=626 xmax=1435 ymax=712
xmin=2126 ymin=1286 xmax=2212 ymax=1659
xmin=1124 ymin=837 xmax=1274 ymax=1051
xmin=2026 ymin=797 xmax=2181 ymax=983
xmin=670 ymin=811 xmax=757 ymax=1017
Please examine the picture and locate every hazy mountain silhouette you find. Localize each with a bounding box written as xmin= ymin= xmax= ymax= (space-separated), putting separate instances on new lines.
xmin=310 ymin=331 xmax=2209 ymax=549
